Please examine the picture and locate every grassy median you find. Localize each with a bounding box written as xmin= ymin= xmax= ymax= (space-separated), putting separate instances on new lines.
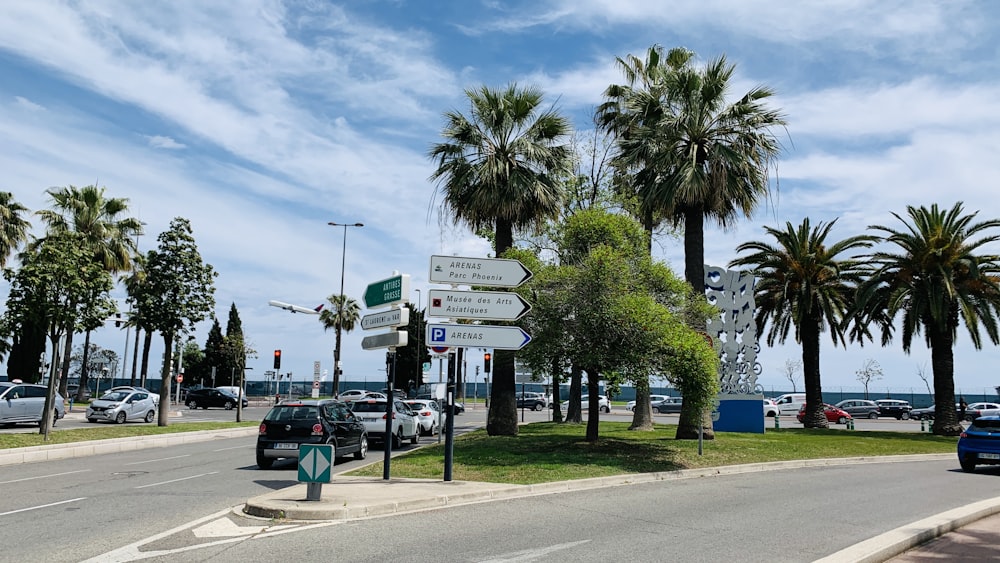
xmin=345 ymin=421 xmax=958 ymax=484
xmin=0 ymin=421 xmax=258 ymax=449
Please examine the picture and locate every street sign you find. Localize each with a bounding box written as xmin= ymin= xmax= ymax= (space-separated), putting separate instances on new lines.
xmin=426 ymin=323 xmax=532 ymax=351
xmin=361 ymin=330 xmax=408 ymax=350
xmin=429 ymin=255 xmax=533 ymax=288
xmin=427 ymin=289 xmax=531 ymax=321
xmin=176 ymin=374 xmax=184 ymax=383
xmin=429 ymin=346 xmax=449 ymax=354
xmin=361 ymin=307 xmax=410 ymax=331
xmin=364 ymin=274 xmax=410 ymax=309
xmin=298 ymin=444 xmax=333 ymax=483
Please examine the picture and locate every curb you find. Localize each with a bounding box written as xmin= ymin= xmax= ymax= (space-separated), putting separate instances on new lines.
xmin=814 ymin=495 xmax=1000 ymax=563
xmin=0 ymin=427 xmax=258 ymax=467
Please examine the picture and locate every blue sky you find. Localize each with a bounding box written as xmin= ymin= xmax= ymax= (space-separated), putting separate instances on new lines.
xmin=2 ymin=1 xmax=1000 ymax=395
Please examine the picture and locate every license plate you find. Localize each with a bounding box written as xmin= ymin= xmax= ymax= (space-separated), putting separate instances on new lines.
xmin=978 ymin=452 xmax=1000 ymax=460
xmin=274 ymin=443 xmax=298 ymax=450
xmin=363 ymin=417 xmax=378 ymax=422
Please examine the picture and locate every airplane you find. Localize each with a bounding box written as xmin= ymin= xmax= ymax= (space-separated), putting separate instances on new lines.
xmin=268 ymin=300 xmax=324 ymax=315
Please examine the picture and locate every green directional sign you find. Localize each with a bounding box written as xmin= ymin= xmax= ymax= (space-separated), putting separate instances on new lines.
xmin=363 ymin=274 xmax=410 ymax=309
xmin=298 ymin=444 xmax=333 ymax=483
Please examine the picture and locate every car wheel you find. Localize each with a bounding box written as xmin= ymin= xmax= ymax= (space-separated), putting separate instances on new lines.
xmin=87 ymin=418 xmax=97 ymax=423
xmin=868 ymin=412 xmax=878 ymax=419
xmin=533 ymin=403 xmax=543 ymax=411
xmin=115 ymin=411 xmax=127 ymax=424
xmin=224 ymin=401 xmax=234 ymax=410
xmin=144 ymin=410 xmax=155 ymax=423
xmin=601 ymin=406 xmax=610 ymax=413
xmin=901 ymin=412 xmax=910 ymax=420
xmin=52 ymin=409 xmax=59 ymax=426
xmin=256 ymin=452 xmax=273 ymax=470
xmin=655 ymin=407 xmax=665 ymax=414
xmin=959 ymin=457 xmax=977 ymax=473
xmin=187 ymin=400 xmax=197 ymax=409
xmin=838 ymin=416 xmax=848 ymax=424
xmin=393 ymin=428 xmax=403 ymax=448
xmin=410 ymin=429 xmax=419 ymax=444
xmin=354 ymin=435 xmax=368 ymax=460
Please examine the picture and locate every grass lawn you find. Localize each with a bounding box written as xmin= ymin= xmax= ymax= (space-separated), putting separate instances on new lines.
xmin=0 ymin=421 xmax=258 ymax=450
xmin=345 ymin=421 xmax=958 ymax=484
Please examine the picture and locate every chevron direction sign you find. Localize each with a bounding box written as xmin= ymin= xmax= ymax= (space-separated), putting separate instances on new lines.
xmin=427 ymin=289 xmax=531 ymax=321
xmin=426 ymin=323 xmax=531 ymax=351
xmin=361 ymin=307 xmax=409 ymax=331
xmin=428 ymin=255 xmax=532 ymax=288
xmin=298 ymin=444 xmax=333 ymax=483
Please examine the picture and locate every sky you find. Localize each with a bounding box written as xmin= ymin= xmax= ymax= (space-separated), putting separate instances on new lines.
xmin=2 ymin=0 xmax=1000 ymax=396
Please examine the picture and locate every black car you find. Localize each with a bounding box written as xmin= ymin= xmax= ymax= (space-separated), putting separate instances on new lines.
xmin=256 ymin=399 xmax=368 ymax=469
xmin=516 ymin=392 xmax=547 ymax=411
xmin=185 ymin=388 xmax=248 ymax=410
xmin=874 ymin=399 xmax=913 ymax=420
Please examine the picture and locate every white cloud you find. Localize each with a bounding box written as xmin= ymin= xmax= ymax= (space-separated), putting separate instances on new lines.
xmin=145 ymin=135 xmax=185 ymax=149
xmin=13 ymin=95 xmax=44 ymax=111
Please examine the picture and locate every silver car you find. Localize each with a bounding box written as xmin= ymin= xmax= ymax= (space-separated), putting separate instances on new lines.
xmin=86 ymin=389 xmax=157 ymax=424
xmin=0 ymin=381 xmax=65 ymax=426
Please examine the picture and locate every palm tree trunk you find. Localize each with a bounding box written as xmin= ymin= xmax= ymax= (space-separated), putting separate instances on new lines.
xmin=59 ymin=331 xmax=74 ymax=394
xmin=130 ymin=327 xmax=141 ymax=386
xmin=486 ymin=218 xmax=518 ymax=436
xmin=158 ymin=332 xmax=174 ymax=426
xmin=930 ymin=325 xmax=961 ymax=436
xmin=629 ymin=376 xmax=654 ymax=430
xmin=76 ymin=330 xmax=93 ymax=402
xmin=586 ymin=369 xmax=600 ymax=442
xmin=550 ymin=358 xmax=563 ymax=423
xmin=140 ymin=329 xmax=153 ymax=388
xmin=676 ymin=206 xmax=715 ymax=439
xmin=801 ymin=316 xmax=828 ymax=428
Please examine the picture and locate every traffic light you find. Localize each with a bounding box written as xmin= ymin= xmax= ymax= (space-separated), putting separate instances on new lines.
xmin=273 ymin=349 xmax=282 ymax=369
xmin=484 ymin=352 xmax=491 ymax=373
xmin=114 ymin=313 xmax=123 ymax=328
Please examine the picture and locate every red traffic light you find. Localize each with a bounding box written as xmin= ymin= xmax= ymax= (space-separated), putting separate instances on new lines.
xmin=484 ymin=353 xmax=491 ymax=373
xmin=273 ymin=349 xmax=282 ymax=369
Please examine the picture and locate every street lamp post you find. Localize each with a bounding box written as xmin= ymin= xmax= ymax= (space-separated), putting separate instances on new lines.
xmin=327 ymin=221 xmax=364 ymax=397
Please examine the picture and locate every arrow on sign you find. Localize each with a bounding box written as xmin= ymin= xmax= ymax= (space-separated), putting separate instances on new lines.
xmin=429 ymin=255 xmax=533 ymax=287
xmin=364 ymin=274 xmax=410 ymax=309
xmin=298 ymin=444 xmax=332 ymax=483
xmin=425 ymin=323 xmax=532 ymax=351
xmin=427 ymin=289 xmax=531 ymax=321
xmin=361 ymin=307 xmax=410 ymax=330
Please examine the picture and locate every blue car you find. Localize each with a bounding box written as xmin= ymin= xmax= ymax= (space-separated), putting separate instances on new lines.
xmin=957 ymin=415 xmax=1000 ymax=472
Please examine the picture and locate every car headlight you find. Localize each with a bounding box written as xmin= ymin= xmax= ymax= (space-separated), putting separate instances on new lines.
xmin=107 ymin=403 xmax=119 ymax=409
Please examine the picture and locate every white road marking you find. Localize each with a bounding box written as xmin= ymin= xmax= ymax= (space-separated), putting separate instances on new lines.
xmin=0 ymin=469 xmax=90 ymax=484
xmin=192 ymin=517 xmax=294 ymax=537
xmin=212 ymin=445 xmax=251 ymax=452
xmin=125 ymin=455 xmax=190 ymax=465
xmin=478 ymin=540 xmax=591 ymax=562
xmin=0 ymin=497 xmax=87 ymax=517
xmin=134 ymin=471 xmax=218 ymax=489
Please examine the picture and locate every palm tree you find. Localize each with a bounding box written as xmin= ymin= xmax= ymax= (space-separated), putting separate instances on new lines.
xmin=319 ymin=294 xmax=361 ymax=394
xmin=600 ymin=47 xmax=786 ymax=439
xmin=0 ymin=191 xmax=31 ymax=267
xmin=428 ymin=83 xmax=573 ymax=436
xmin=37 ymin=185 xmax=144 ymax=401
xmin=851 ymin=203 xmax=1000 ymax=436
xmin=730 ymin=218 xmax=874 ymax=429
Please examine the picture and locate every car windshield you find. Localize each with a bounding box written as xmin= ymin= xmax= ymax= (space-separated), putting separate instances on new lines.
xmin=351 ymin=401 xmax=387 ymax=413
xmin=99 ymin=391 xmax=130 ymax=401
xmin=264 ymin=405 xmax=319 ymax=421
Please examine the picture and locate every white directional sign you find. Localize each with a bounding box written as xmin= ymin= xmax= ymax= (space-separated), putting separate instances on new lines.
xmin=361 ymin=330 xmax=408 ymax=350
xmin=427 ymin=289 xmax=531 ymax=321
xmin=298 ymin=444 xmax=332 ymax=483
xmin=426 ymin=323 xmax=531 ymax=351
xmin=429 ymin=255 xmax=533 ymax=287
xmin=361 ymin=307 xmax=410 ymax=331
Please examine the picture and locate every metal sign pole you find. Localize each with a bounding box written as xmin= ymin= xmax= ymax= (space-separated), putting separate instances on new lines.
xmin=444 ymin=352 xmax=456 ymax=481
xmin=383 ymin=351 xmax=394 ymax=480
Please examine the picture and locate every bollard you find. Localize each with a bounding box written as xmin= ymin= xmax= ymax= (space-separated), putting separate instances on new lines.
xmin=920 ymin=419 xmax=925 ymax=432
xmin=774 ymin=415 xmax=780 ymax=429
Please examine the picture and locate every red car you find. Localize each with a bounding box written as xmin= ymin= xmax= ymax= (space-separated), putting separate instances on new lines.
xmin=797 ymin=403 xmax=853 ymax=425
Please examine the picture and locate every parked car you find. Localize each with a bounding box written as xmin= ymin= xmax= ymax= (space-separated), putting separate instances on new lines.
xmin=957 ymin=415 xmax=1000 ymax=473
xmin=66 ymin=384 xmax=92 ymax=402
xmin=874 ymin=399 xmax=913 ymax=420
xmin=773 ymin=393 xmax=807 ymax=415
xmin=256 ymin=399 xmax=367 ymax=469
xmin=965 ymin=402 xmax=1000 ymax=420
xmin=762 ymin=399 xmax=780 ymax=417
xmin=349 ymin=398 xmax=419 ymax=447
xmin=834 ymin=399 xmax=881 ymax=419
xmin=626 ymin=394 xmax=670 ymax=412
xmin=797 ymin=403 xmax=852 ymax=424
xmin=108 ymin=385 xmax=159 ymax=406
xmin=0 ymin=381 xmax=65 ymax=426
xmin=339 ymin=389 xmax=379 ymax=402
xmin=185 ymin=388 xmax=248 ymax=410
xmin=561 ymin=395 xmax=611 ymax=413
xmin=404 ymin=399 xmax=445 ymax=436
xmin=911 ymin=403 xmax=965 ymax=421
xmin=380 ymin=388 xmax=408 ymax=399
xmin=86 ymin=389 xmax=157 ymax=424
xmin=516 ymin=392 xmax=547 ymax=411
xmin=652 ymin=396 xmax=685 ymax=414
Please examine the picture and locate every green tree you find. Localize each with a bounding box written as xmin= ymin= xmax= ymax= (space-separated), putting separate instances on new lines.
xmin=851 ymin=203 xmax=1000 ymax=436
xmin=202 ymin=318 xmax=227 ymax=385
xmin=223 ymin=303 xmax=246 ymax=388
xmin=429 ymin=83 xmax=574 ymax=436
xmin=730 ymin=218 xmax=874 ymax=429
xmin=136 ymin=218 xmax=217 ymax=425
xmin=856 ymin=359 xmax=882 ymax=399
xmin=319 ymin=294 xmax=361 ymax=394
xmin=600 ymin=46 xmax=785 ymax=439
xmin=0 ymin=191 xmax=31 ymax=268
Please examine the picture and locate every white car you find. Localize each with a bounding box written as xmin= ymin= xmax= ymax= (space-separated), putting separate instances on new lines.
xmin=404 ymin=399 xmax=446 ymax=436
xmin=86 ymin=389 xmax=157 ymax=424
xmin=339 ymin=389 xmax=385 ymax=402
xmin=349 ymin=398 xmax=419 ymax=447
xmin=626 ymin=394 xmax=670 ymax=412
xmin=562 ymin=395 xmax=611 ymax=413
xmin=763 ymin=399 xmax=780 ymax=417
